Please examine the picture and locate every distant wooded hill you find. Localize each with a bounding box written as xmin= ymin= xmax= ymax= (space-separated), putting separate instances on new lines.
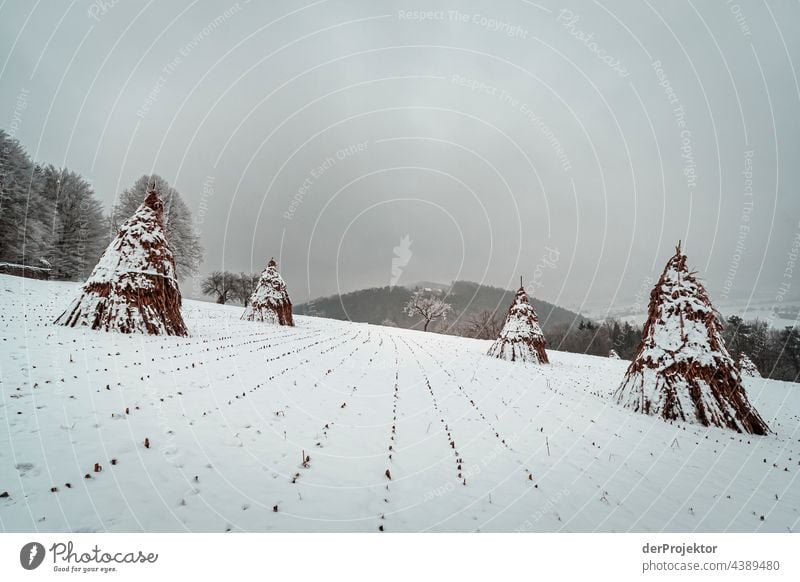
xmin=294 ymin=280 xmax=586 ymax=333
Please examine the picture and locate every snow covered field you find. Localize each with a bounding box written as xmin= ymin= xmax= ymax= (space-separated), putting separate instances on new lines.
xmin=1 ymin=274 xmax=798 ymax=532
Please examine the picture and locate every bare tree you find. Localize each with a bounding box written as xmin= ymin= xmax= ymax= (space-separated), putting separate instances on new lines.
xmin=232 ymin=271 xmax=260 ymax=306
xmin=460 ymin=309 xmax=502 ymax=340
xmin=201 ymin=271 xmax=235 ymax=304
xmin=404 ymin=289 xmax=451 ymax=332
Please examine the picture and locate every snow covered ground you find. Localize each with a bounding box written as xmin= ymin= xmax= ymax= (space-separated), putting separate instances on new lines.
xmin=1 ymin=274 xmax=798 ymax=532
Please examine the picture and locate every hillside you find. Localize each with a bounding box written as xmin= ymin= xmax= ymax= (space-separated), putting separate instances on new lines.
xmin=295 ymin=280 xmax=586 ymax=332
xmin=1 ymin=274 xmax=798 ymax=532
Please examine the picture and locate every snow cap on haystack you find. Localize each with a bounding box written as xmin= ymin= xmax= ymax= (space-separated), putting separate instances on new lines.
xmin=614 ymin=243 xmax=769 ymax=434
xmin=54 ymin=186 xmax=187 ymax=336
xmin=737 ymin=353 xmax=761 ymax=378
xmin=242 ymin=257 xmax=294 ymax=326
xmin=487 ymin=283 xmax=548 ymax=364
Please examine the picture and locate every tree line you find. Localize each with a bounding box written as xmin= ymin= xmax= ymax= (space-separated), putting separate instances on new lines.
xmin=451 ymin=308 xmax=800 ymax=383
xmin=0 ymin=129 xmax=202 ymax=280
xmin=308 ymin=285 xmax=799 ymax=384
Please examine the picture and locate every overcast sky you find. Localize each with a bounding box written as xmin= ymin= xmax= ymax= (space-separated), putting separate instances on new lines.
xmin=2 ymin=0 xmax=799 ymax=313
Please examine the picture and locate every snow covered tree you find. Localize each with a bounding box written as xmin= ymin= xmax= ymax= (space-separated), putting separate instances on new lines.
xmin=112 ymin=174 xmax=202 ymax=278
xmin=0 ymin=134 xmax=108 ymax=276
xmin=723 ymin=315 xmax=759 ymax=360
xmin=737 ymin=352 xmax=761 ymax=378
xmin=487 ymin=284 xmax=548 ymax=364
xmin=54 ymin=186 xmax=188 ymax=336
xmin=0 ymin=130 xmax=48 ymax=264
xmin=404 ymin=289 xmax=451 ymax=332
xmin=39 ymin=165 xmax=108 ymax=280
xmin=242 ymin=258 xmax=294 ymax=325
xmin=614 ymin=243 xmax=769 ymax=435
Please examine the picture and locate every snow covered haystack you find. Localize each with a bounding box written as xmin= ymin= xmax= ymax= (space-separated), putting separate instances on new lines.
xmin=54 ymin=188 xmax=188 ymax=336
xmin=487 ymin=285 xmax=548 ymax=364
xmin=614 ymin=244 xmax=769 ymax=435
xmin=608 ymin=349 xmax=621 ymax=359
xmin=242 ymin=258 xmax=294 ymax=326
xmin=737 ymin=352 xmax=762 ymax=378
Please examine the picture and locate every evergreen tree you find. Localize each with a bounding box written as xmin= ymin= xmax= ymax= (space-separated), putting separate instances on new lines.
xmin=779 ymin=327 xmax=800 ymax=381
xmin=0 ymin=130 xmax=48 ymax=264
xmin=40 ymin=165 xmax=108 ymax=280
